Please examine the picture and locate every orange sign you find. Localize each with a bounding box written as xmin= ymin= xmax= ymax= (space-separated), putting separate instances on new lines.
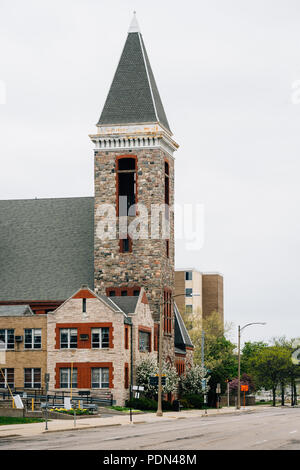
xmin=241 ymin=385 xmax=249 ymax=392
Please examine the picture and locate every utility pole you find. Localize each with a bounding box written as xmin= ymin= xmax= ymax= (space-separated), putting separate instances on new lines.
xmin=237 ymin=322 xmax=266 ymax=410
xmin=156 ymin=300 xmax=163 ymax=417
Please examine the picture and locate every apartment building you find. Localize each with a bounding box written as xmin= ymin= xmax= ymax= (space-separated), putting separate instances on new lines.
xmin=175 ymin=269 xmax=224 ymax=328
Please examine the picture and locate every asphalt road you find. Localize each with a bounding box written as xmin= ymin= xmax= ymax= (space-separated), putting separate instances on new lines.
xmin=1 ymin=406 xmax=300 ymax=450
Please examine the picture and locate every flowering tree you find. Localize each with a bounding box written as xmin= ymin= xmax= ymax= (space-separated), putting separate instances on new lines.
xmin=229 ymin=373 xmax=256 ymax=395
xmin=180 ymin=365 xmax=210 ymax=395
xmin=136 ymin=357 xmax=179 ymax=399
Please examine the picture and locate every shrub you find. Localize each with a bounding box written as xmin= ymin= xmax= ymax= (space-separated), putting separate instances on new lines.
xmin=125 ymin=397 xmax=173 ymax=411
xmin=162 ymin=400 xmax=173 ymax=411
xmin=180 ymin=394 xmax=204 ymax=409
xmin=177 ymin=398 xmax=190 ymax=409
xmin=125 ymin=397 xmax=157 ymax=411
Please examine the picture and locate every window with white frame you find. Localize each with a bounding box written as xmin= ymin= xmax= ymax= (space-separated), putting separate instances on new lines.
xmin=60 ymin=368 xmax=78 ymax=388
xmin=60 ymin=328 xmax=77 ymax=348
xmin=91 ymin=328 xmax=109 ymax=348
xmin=0 ymin=329 xmax=14 ymax=350
xmin=24 ymin=368 xmax=41 ymax=388
xmin=24 ymin=329 xmax=41 ymax=349
xmin=91 ymin=368 xmax=109 ymax=388
xmin=0 ymin=368 xmax=14 ymax=389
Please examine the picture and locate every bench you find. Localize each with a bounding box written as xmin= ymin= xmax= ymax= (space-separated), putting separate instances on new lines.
xmin=80 ymin=403 xmax=98 ymax=412
xmin=41 ymin=403 xmax=64 ymax=409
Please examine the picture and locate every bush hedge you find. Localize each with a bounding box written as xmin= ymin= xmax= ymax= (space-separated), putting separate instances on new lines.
xmin=125 ymin=397 xmax=173 ymax=411
xmin=180 ymin=394 xmax=204 ymax=409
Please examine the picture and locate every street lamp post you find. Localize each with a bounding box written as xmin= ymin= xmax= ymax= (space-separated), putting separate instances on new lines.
xmin=237 ymin=322 xmax=266 ymax=410
xmin=156 ymin=292 xmax=200 ymax=417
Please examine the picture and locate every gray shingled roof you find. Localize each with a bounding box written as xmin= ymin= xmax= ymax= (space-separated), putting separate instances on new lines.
xmin=0 ymin=305 xmax=33 ymax=316
xmin=109 ymin=296 xmax=139 ymax=315
xmin=0 ymin=197 xmax=94 ymax=301
xmin=174 ymin=303 xmax=194 ymax=349
xmin=97 ymin=31 xmax=171 ymax=132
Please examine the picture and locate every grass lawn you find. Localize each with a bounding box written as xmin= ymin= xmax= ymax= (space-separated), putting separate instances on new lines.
xmin=108 ymin=406 xmax=143 ymax=413
xmin=0 ymin=416 xmax=44 ymax=426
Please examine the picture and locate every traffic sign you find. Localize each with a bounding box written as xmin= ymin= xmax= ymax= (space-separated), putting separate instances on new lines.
xmin=150 ymin=376 xmax=166 ymax=386
xmin=241 ymin=385 xmax=248 ymax=392
xmin=132 ymin=385 xmax=144 ymax=391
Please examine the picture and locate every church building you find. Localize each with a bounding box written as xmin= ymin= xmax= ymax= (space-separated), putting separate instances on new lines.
xmin=0 ymin=14 xmax=193 ymax=398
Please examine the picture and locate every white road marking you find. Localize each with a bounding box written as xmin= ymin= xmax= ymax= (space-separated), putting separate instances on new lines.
xmin=289 ymin=430 xmax=297 ymax=434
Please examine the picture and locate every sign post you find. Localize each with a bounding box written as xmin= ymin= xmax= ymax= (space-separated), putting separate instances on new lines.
xmin=130 ymin=385 xmax=144 ymax=423
xmin=216 ymin=383 xmax=221 ymax=409
xmin=44 ymin=373 xmax=50 ymax=431
xmin=241 ymin=384 xmax=248 ymax=408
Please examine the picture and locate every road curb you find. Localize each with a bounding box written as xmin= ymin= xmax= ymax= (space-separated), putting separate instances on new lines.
xmin=42 ymin=423 xmax=122 ymax=434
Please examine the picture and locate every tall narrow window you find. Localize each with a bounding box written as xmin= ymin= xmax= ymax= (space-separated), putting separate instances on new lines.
xmin=82 ymin=298 xmax=86 ymax=313
xmin=120 ymin=236 xmax=132 ymax=253
xmin=117 ymin=157 xmax=137 ymax=216
xmin=124 ymin=326 xmax=129 ymax=349
xmin=124 ymin=364 xmax=129 ymax=389
xmin=165 ymin=161 xmax=169 ymax=206
xmin=164 ymin=289 xmax=172 ymax=334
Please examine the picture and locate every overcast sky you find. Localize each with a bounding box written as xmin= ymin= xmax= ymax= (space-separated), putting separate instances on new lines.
xmin=1 ymin=0 xmax=300 ymax=345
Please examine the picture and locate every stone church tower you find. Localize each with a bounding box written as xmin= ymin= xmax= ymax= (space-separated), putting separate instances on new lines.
xmin=89 ymin=14 xmax=178 ymax=360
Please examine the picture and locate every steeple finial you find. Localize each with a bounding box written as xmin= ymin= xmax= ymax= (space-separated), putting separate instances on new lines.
xmin=128 ymin=11 xmax=140 ymax=33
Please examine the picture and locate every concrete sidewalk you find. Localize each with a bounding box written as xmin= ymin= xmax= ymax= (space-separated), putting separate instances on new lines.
xmin=0 ymin=406 xmax=267 ymax=439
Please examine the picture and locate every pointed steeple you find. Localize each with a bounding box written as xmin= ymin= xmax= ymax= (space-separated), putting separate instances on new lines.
xmin=97 ymin=14 xmax=171 ymax=133
xmin=128 ymin=11 xmax=140 ymax=33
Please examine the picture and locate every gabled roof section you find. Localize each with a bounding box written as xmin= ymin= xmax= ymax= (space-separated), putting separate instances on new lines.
xmin=97 ymin=15 xmax=171 ymax=133
xmin=108 ymin=296 xmax=139 ymax=315
xmin=0 ymin=305 xmax=34 ymax=316
xmin=174 ymin=302 xmax=194 ymax=350
xmin=0 ymin=197 xmax=94 ymax=302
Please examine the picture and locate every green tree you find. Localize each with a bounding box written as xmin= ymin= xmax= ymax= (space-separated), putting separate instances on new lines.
xmin=249 ymin=346 xmax=292 ymax=406
xmin=270 ymin=336 xmax=300 ymax=405
xmin=241 ymin=341 xmax=268 ymax=376
xmin=188 ymin=311 xmax=237 ymax=406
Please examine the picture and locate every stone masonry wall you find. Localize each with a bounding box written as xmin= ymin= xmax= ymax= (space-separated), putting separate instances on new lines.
xmin=47 ymin=296 xmax=130 ymax=406
xmin=94 ymin=147 xmax=175 ymax=364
